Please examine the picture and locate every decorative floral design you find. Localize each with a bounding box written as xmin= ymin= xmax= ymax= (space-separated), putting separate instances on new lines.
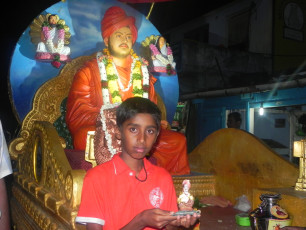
xmin=34 ymin=16 xmax=71 ymax=66
xmin=100 ymin=103 xmax=120 ymax=157
xmin=97 ymin=48 xmax=150 ymax=105
xmin=149 ymin=43 xmax=175 ymax=75
xmin=42 ymin=26 xmax=65 ymax=54
xmin=41 ymin=20 xmax=66 ymax=55
xmin=51 ymin=53 xmax=61 ymax=68
xmin=97 ymin=49 xmax=151 ymax=157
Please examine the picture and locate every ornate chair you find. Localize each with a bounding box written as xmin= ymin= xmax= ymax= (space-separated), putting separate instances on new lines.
xmin=9 ymin=54 xmax=96 ymax=230
xmin=9 ymin=53 xmax=216 ymax=229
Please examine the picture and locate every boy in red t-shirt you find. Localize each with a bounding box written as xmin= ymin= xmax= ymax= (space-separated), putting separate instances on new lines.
xmin=76 ymin=97 xmax=200 ymax=230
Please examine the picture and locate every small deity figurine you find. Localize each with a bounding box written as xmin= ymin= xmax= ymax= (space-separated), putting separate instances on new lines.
xmin=177 ymin=179 xmax=194 ymax=211
xmin=31 ymin=14 xmax=71 ymax=68
xmin=149 ymin=36 xmax=176 ymax=76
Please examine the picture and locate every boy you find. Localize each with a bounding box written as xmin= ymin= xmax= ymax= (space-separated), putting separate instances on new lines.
xmin=75 ymin=97 xmax=200 ymax=229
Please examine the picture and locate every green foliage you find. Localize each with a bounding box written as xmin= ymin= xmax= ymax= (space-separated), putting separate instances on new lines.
xmin=193 ymin=197 xmax=206 ymax=209
xmin=53 ymin=97 xmax=73 ymax=149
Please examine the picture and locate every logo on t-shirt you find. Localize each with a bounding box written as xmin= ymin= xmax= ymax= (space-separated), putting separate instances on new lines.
xmin=149 ymin=187 xmax=164 ymax=208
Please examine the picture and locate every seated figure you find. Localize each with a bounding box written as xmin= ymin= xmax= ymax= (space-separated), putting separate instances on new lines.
xmin=66 ymin=6 xmax=190 ymax=175
xmin=177 ymin=179 xmax=194 ymax=211
xmin=149 ymin=36 xmax=176 ymax=76
xmin=35 ymin=14 xmax=71 ymax=66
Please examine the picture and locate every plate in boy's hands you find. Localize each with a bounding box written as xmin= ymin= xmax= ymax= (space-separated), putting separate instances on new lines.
xmin=172 ymin=210 xmax=201 ymax=216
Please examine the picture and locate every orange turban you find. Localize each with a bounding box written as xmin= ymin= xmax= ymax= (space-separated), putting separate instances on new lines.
xmin=101 ymin=6 xmax=138 ymax=44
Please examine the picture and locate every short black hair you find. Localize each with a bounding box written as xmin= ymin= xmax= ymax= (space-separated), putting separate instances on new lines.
xmin=116 ymin=97 xmax=161 ymax=131
xmin=228 ymin=112 xmax=241 ymax=122
xmin=48 ymin=14 xmax=57 ymax=22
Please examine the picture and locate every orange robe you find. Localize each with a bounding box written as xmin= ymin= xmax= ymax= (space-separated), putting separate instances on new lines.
xmin=66 ymin=57 xmax=190 ymax=175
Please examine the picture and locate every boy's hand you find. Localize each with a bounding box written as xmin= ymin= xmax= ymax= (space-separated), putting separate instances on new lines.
xmin=168 ymin=211 xmax=201 ymax=229
xmin=140 ymin=208 xmax=178 ymax=229
xmin=120 ymin=208 xmax=201 ymax=230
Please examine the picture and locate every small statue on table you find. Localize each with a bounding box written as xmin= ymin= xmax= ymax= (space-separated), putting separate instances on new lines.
xmin=177 ymin=179 xmax=194 ymax=211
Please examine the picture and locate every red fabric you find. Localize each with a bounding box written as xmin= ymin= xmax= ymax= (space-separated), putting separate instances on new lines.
xmin=66 ymin=58 xmax=157 ymax=150
xmin=75 ymin=154 xmax=178 ymax=229
xmin=66 ymin=57 xmax=190 ymax=175
xmin=64 ymin=149 xmax=92 ymax=171
xmin=101 ymin=6 xmax=138 ymax=44
xmin=152 ymin=128 xmax=190 ymax=175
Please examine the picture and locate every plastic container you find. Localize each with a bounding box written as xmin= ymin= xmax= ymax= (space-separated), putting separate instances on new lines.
xmin=236 ymin=213 xmax=251 ymax=226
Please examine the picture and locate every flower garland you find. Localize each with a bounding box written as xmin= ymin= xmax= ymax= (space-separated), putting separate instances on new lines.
xmin=97 ymin=48 xmax=150 ymax=105
xmin=149 ymin=43 xmax=174 ymax=67
xmin=97 ymin=49 xmax=150 ymax=158
xmin=100 ymin=102 xmax=120 ymax=157
xmin=51 ymin=53 xmax=61 ymax=68
xmin=42 ymin=21 xmax=65 ymax=54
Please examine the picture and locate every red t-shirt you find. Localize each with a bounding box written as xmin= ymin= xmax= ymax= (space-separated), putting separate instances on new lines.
xmin=75 ymin=154 xmax=178 ymax=229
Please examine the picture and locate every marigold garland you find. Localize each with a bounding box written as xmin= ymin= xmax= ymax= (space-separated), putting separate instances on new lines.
xmin=97 ymin=48 xmax=150 ymax=105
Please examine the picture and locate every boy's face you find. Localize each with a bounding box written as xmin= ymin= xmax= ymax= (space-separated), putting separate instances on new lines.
xmin=119 ymin=113 xmax=159 ymax=160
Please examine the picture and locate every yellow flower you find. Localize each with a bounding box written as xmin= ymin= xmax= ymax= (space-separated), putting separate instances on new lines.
xmin=106 ymin=64 xmax=116 ymax=76
xmin=135 ymin=60 xmax=141 ymax=67
xmin=112 ymin=96 xmax=122 ymax=103
xmin=134 ymin=93 xmax=142 ymax=97
xmin=108 ymin=80 xmax=118 ymax=91
xmin=133 ymin=67 xmax=141 ymax=75
xmin=133 ymin=80 xmax=142 ymax=89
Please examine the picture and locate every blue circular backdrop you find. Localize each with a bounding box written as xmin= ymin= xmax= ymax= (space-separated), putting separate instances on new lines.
xmin=9 ymin=0 xmax=179 ymax=123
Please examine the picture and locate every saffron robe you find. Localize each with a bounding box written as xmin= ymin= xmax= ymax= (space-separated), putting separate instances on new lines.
xmin=66 ymin=57 xmax=190 ymax=175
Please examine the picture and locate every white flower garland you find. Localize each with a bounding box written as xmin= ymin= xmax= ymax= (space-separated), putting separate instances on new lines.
xmin=44 ymin=28 xmax=65 ymax=54
xmin=149 ymin=44 xmax=175 ymax=66
xmin=96 ymin=51 xmax=150 ymax=157
xmin=99 ymin=103 xmax=120 ymax=157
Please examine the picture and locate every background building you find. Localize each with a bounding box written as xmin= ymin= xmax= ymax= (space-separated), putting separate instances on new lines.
xmin=163 ymin=0 xmax=306 ymax=161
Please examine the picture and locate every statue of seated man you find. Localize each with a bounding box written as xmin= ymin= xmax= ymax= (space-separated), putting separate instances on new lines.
xmin=36 ymin=14 xmax=70 ymax=63
xmin=178 ymin=179 xmax=194 ymax=211
xmin=149 ymin=36 xmax=176 ymax=76
xmin=65 ymin=6 xmax=190 ymax=175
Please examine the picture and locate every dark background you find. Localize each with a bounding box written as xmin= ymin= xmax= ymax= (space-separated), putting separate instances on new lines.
xmin=0 ymin=0 xmax=232 ymax=141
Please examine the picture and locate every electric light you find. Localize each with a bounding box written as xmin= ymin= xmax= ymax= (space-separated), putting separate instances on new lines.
xmin=259 ymin=103 xmax=264 ymax=116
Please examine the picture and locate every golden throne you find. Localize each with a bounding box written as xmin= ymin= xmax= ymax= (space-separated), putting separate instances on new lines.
xmin=8 ymin=54 xmax=97 ymax=230
xmin=8 ymin=53 xmax=216 ymax=230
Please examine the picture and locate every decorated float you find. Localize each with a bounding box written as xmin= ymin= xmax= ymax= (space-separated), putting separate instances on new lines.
xmin=7 ymin=0 xmax=306 ymax=229
xmin=8 ymin=0 xmax=214 ymax=229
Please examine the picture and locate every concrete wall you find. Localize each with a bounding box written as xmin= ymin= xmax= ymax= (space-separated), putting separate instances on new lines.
xmin=167 ymin=0 xmax=272 ymax=54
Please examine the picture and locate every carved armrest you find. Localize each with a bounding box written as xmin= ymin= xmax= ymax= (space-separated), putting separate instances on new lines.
xmin=11 ymin=121 xmax=86 ymax=229
xmin=85 ymin=131 xmax=97 ymax=168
